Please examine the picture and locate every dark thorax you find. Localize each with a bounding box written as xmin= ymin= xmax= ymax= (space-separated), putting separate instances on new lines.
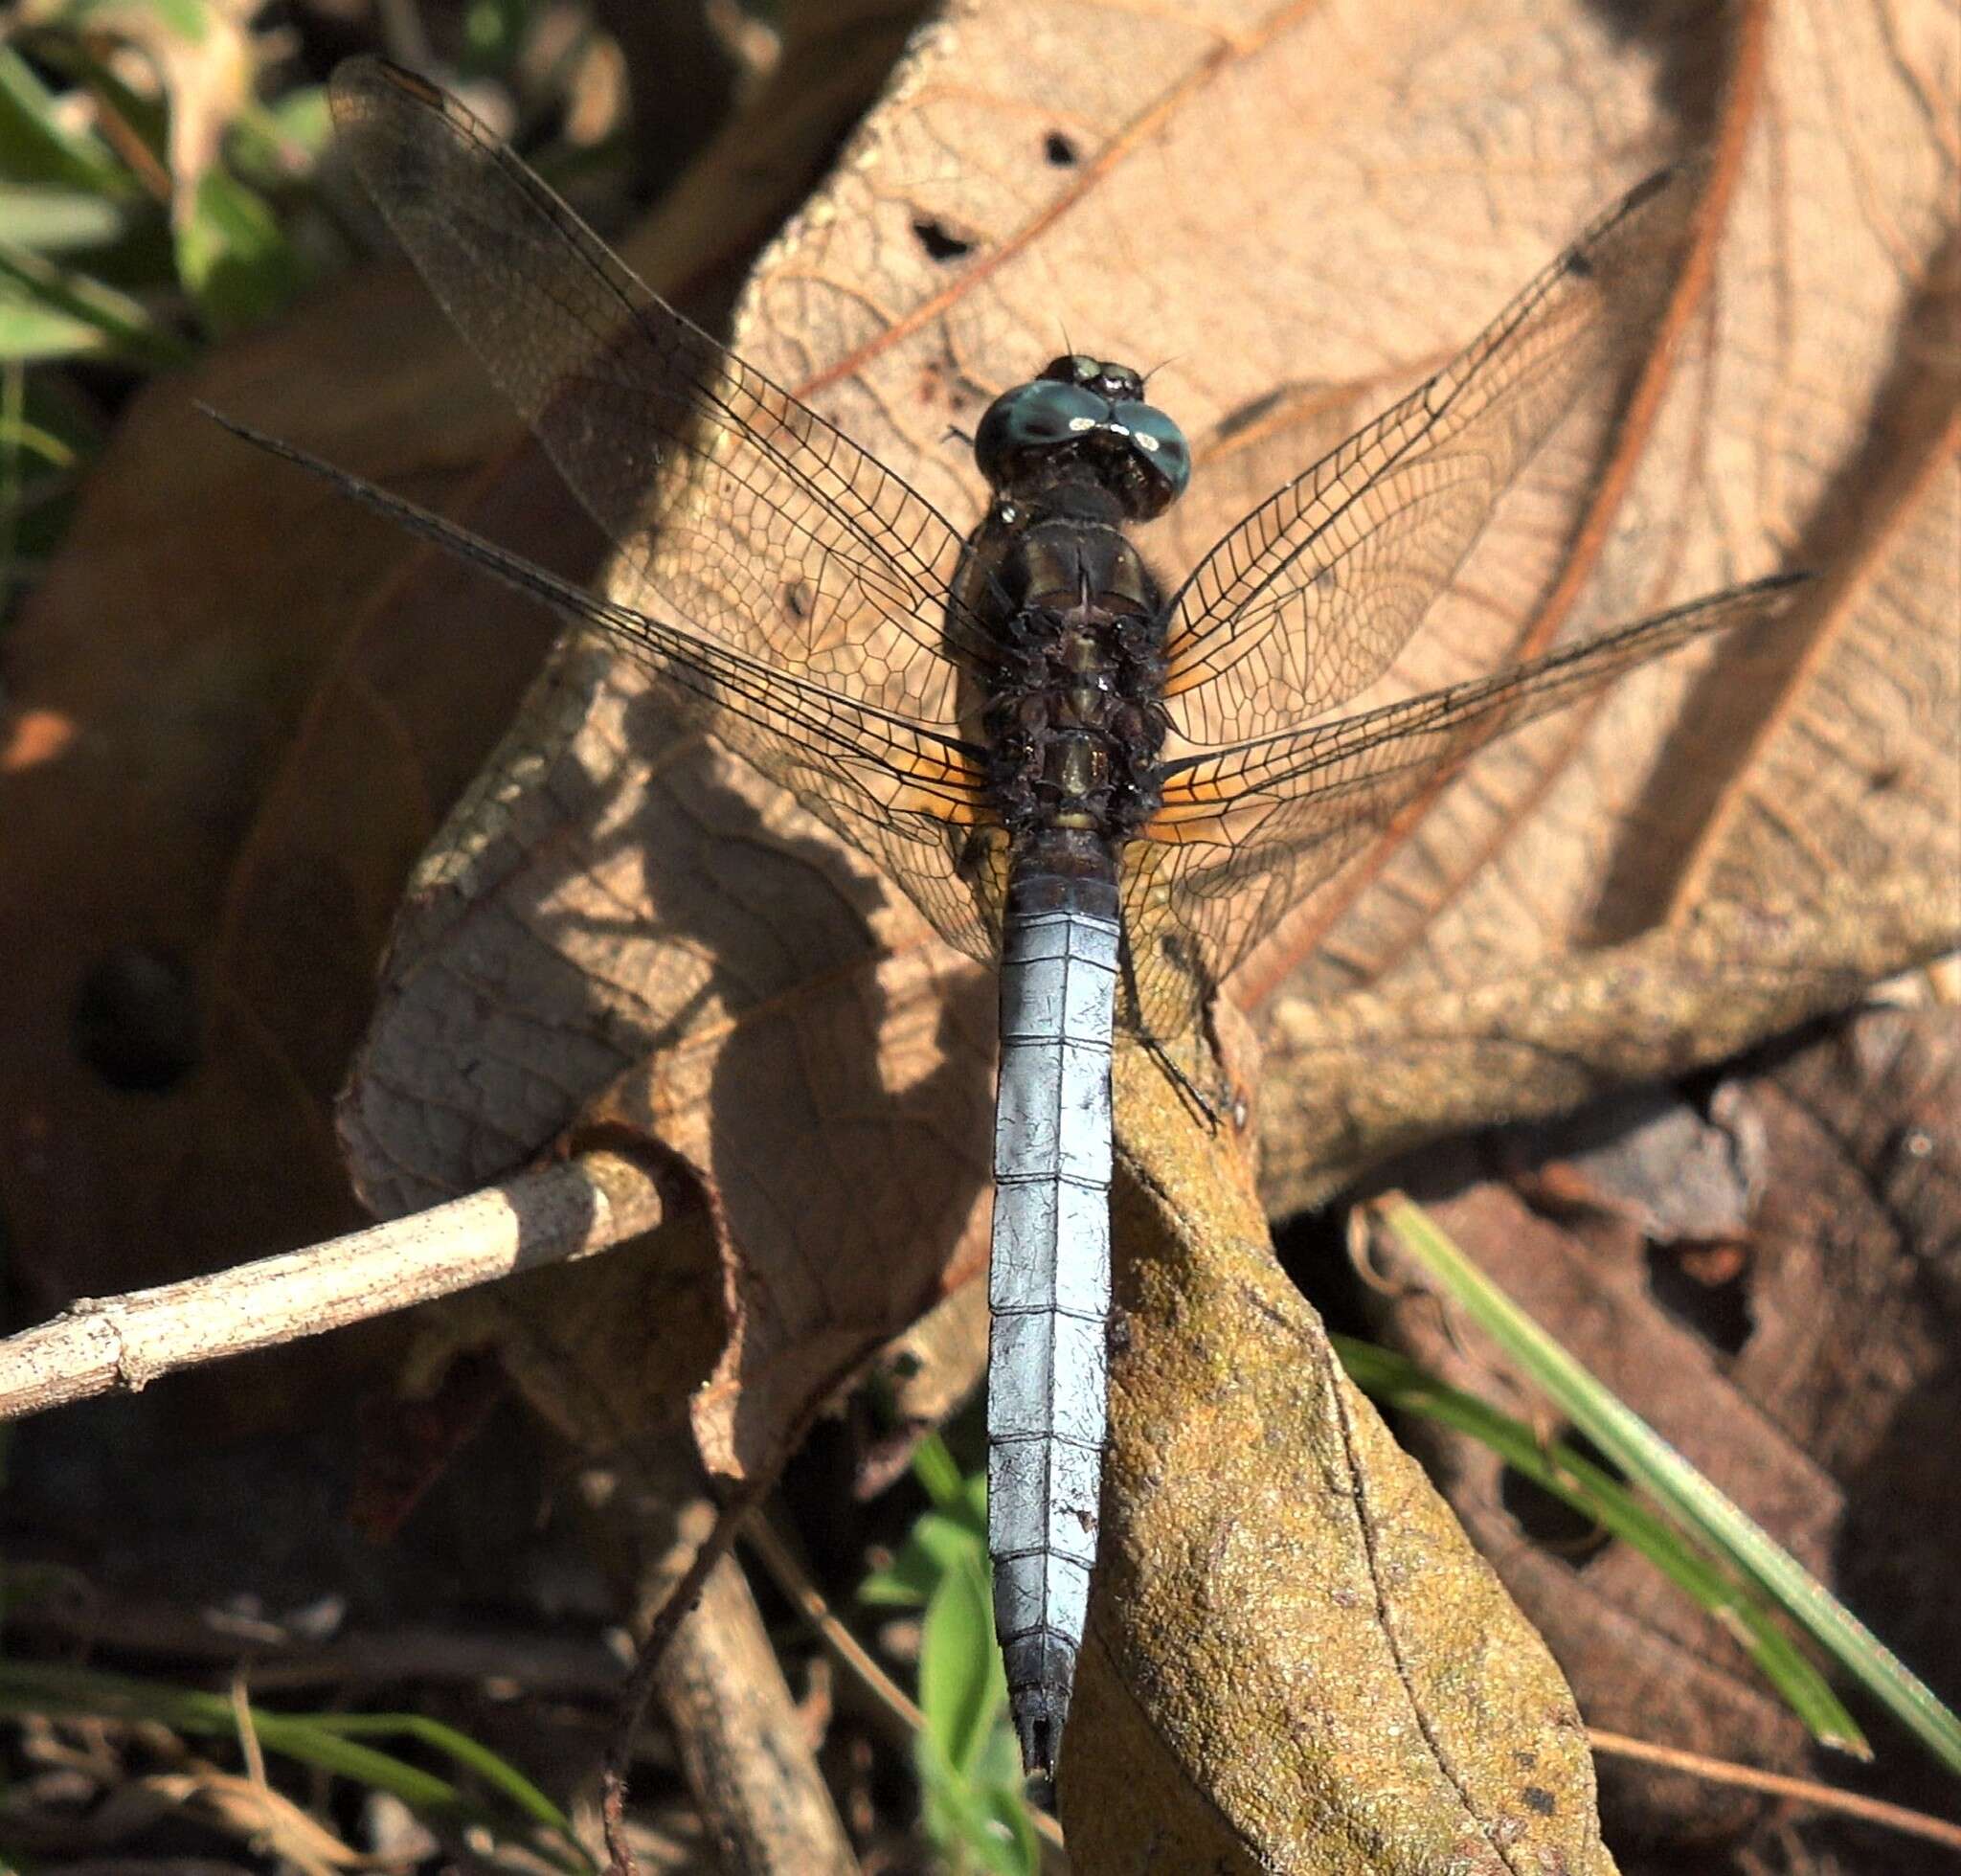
xmin=957 ymin=355 xmax=1191 ymax=920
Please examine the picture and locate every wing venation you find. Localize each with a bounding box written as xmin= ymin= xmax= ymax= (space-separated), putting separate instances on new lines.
xmin=1161 ymin=165 xmax=1702 ymax=744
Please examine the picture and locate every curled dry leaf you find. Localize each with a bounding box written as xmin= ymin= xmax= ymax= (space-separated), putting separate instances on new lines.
xmin=322 ymin=0 xmax=1955 ymax=1859
xmin=1255 ymin=0 xmax=1961 ymax=1202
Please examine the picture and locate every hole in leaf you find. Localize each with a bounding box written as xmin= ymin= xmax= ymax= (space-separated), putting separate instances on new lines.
xmin=912 ymin=215 xmax=973 ymax=262
xmin=1043 ymin=130 xmax=1079 ymax=166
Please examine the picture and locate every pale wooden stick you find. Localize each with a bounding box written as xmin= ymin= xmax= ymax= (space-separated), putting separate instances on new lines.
xmin=0 ymin=1150 xmax=665 ymax=1420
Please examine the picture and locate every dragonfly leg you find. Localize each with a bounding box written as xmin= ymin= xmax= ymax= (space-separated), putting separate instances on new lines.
xmin=1117 ymin=935 xmax=1220 ymax=1131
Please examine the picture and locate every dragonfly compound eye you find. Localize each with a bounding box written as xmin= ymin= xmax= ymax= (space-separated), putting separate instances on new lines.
xmin=976 ymin=379 xmax=1108 ymax=486
xmin=1110 ymin=399 xmax=1191 ymax=514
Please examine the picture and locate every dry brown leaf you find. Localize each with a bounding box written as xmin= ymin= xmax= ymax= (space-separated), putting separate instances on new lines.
xmin=1364 ymin=1002 xmax=1961 ymax=1872
xmin=345 ymin=0 xmax=1952 ymax=1405
xmin=1253 ymin=0 xmax=1961 ymax=1187
xmin=0 ymin=2 xmax=925 ymax=1321
xmin=1256 ymin=873 xmax=1951 ymax=1214
xmin=0 ymin=260 xmax=571 ymax=1323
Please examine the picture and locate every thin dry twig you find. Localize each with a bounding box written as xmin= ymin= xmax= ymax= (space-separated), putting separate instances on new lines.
xmin=226 ymin=1676 xmax=273 ymax=1844
xmin=1 ymin=1590 xmax=626 ymax=1697
xmin=650 ymin=1548 xmax=857 ymax=1874
xmin=740 ymin=1513 xmax=923 ymax=1751
xmin=1588 ymin=1728 xmax=1961 ymax=1850
xmin=0 ymin=1150 xmax=666 ymax=1419
xmin=741 ymin=1511 xmax=1073 ymax=1869
xmin=600 ymin=1468 xmax=778 ymax=1876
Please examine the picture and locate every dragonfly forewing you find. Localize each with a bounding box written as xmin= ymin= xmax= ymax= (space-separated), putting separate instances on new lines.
xmin=1161 ymin=165 xmax=1701 ymax=745
xmin=328 ymin=59 xmax=992 ymax=724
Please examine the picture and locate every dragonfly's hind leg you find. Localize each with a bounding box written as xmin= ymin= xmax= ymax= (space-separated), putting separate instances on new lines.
xmin=1117 ymin=935 xmax=1222 ymax=1132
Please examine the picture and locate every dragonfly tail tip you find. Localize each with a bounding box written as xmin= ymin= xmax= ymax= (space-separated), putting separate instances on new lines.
xmin=1004 ymin=1636 xmax=1075 ymax=1780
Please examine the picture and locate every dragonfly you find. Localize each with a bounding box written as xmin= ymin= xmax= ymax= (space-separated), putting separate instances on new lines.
xmin=215 ymin=57 xmax=1805 ymax=1778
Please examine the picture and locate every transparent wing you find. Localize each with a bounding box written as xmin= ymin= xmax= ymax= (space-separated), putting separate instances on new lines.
xmin=1161 ymin=165 xmax=1702 ymax=744
xmin=328 ymin=57 xmax=991 ymax=727
xmin=212 ymin=414 xmax=1000 ymax=961
xmin=1121 ymin=576 xmax=1809 ymax=1034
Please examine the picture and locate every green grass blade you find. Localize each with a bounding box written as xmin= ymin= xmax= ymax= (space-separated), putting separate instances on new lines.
xmin=919 ymin=1553 xmax=1005 ymax=1777
xmin=0 ymin=47 xmax=128 ymax=193
xmin=177 ymin=169 xmax=304 ymax=336
xmin=1332 ymin=1332 xmax=1863 ymax=1751
xmin=0 ymin=185 xmax=130 ymax=251
xmin=63 ymin=0 xmax=213 ymax=41
xmin=0 ymin=1661 xmax=460 ymax=1804
xmin=913 ymin=1431 xmax=969 ymax=1510
xmin=0 ymin=1660 xmax=594 ymax=1870
xmin=1371 ymin=1192 xmax=1961 ymax=1775
xmin=303 ymin=1712 xmax=582 ymax=1846
xmin=0 ymin=243 xmax=192 ymax=367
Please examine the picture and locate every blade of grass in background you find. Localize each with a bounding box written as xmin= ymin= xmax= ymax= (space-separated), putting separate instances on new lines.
xmin=0 ymin=1658 xmax=594 ymax=1872
xmin=1368 ymin=1191 xmax=1961 ymax=1777
xmin=0 ymin=185 xmax=130 ymax=250
xmin=0 ymin=243 xmax=192 ymax=367
xmin=914 ymin=1541 xmax=1040 ymax=1874
xmin=848 ymin=1435 xmax=1048 ymax=1873
xmin=177 ymin=166 xmax=303 ymax=335
xmin=861 ymin=1432 xmax=989 ymax=1608
xmin=0 ymin=46 xmax=131 ymax=194
xmin=1332 ymin=1332 xmax=1863 ymax=1752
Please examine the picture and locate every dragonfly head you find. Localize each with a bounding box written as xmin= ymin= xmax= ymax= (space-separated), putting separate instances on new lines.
xmin=975 ymin=354 xmax=1191 ymax=521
